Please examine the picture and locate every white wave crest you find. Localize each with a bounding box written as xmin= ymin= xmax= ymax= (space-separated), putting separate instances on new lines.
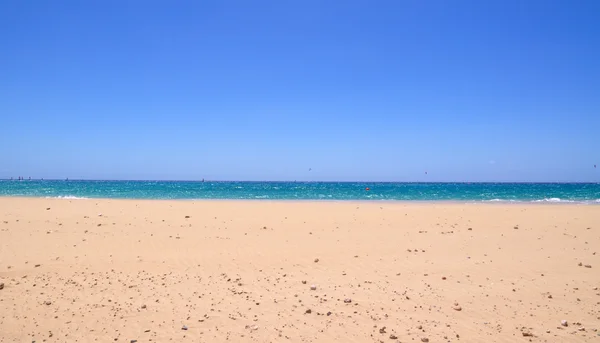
xmin=46 ymin=195 xmax=88 ymax=200
xmin=532 ymin=198 xmax=574 ymax=203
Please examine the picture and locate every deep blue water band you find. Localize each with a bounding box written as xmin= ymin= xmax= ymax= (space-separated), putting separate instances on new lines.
xmin=1 ymin=180 xmax=599 ymax=203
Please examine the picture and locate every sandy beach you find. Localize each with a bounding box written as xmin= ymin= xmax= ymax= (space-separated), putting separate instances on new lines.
xmin=0 ymin=198 xmax=599 ymax=342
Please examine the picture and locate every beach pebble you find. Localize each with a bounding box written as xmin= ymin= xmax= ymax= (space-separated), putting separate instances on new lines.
xmin=310 ymin=285 xmax=317 ymax=290
xmin=561 ymin=320 xmax=568 ymax=327
xmin=344 ymin=298 xmax=352 ymax=303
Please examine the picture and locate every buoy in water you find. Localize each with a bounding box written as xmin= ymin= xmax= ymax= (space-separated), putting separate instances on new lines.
xmin=365 ymin=187 xmax=370 ymax=191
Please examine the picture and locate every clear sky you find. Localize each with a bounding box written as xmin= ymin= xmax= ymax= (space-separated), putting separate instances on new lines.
xmin=1 ymin=0 xmax=598 ymax=182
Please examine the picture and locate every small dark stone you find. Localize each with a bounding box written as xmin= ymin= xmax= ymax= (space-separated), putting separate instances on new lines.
xmin=0 ymin=282 xmax=4 ymax=290
xmin=305 ymin=309 xmax=312 ymax=314
xmin=390 ymin=334 xmax=398 ymax=340
xmin=182 ymin=325 xmax=188 ymax=330
xmin=185 ymin=216 xmax=190 ymax=218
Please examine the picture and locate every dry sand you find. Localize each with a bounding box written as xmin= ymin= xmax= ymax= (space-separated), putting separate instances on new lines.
xmin=0 ymin=198 xmax=599 ymax=342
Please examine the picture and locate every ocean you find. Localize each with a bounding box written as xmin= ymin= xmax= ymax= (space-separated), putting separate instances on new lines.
xmin=0 ymin=180 xmax=599 ymax=203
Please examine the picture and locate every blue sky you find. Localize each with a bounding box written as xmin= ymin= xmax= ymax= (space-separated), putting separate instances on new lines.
xmin=1 ymin=0 xmax=598 ymax=181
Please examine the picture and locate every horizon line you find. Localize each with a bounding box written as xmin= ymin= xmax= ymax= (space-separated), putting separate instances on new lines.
xmin=0 ymin=178 xmax=598 ymax=184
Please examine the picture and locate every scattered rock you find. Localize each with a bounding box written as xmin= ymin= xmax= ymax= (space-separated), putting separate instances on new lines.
xmin=522 ymin=331 xmax=533 ymax=337
xmin=245 ymin=324 xmax=259 ymax=331
xmin=379 ymin=326 xmax=387 ymax=334
xmin=514 ymin=226 xmax=518 ymax=229
xmin=442 ymin=276 xmax=447 ymax=280
xmin=0 ymin=282 xmax=4 ymax=290
xmin=185 ymin=216 xmax=190 ymax=218
xmin=141 ymin=305 xmax=147 ymax=309
xmin=34 ymin=264 xmax=41 ymax=268
xmin=417 ymin=325 xmax=423 ymax=330
xmin=44 ymin=300 xmax=52 ymax=306
xmin=327 ymin=311 xmax=332 ymax=316
xmin=578 ymin=262 xmax=583 ymax=266
xmin=181 ymin=325 xmax=188 ymax=330
xmin=548 ymin=294 xmax=553 ymax=299
xmin=468 ymin=228 xmax=472 ymax=230
xmin=130 ymin=340 xmax=137 ymax=343
xmin=561 ymin=320 xmax=568 ymax=327
xmin=421 ymin=338 xmax=429 ymax=342
xmin=302 ymin=280 xmax=307 ymax=284
xmin=578 ymin=327 xmax=586 ymax=331
xmin=46 ymin=208 xmax=51 ymax=210
xmin=546 ymin=330 xmax=551 ymax=333
xmin=584 ymin=264 xmax=592 ymax=268
xmin=390 ymin=334 xmax=398 ymax=340
xmin=344 ymin=298 xmax=352 ymax=303
xmin=305 ymin=309 xmax=312 ymax=314
xmin=452 ymin=302 xmax=462 ymax=311
xmin=310 ymin=285 xmax=317 ymax=290
xmin=314 ymin=258 xmax=319 ymax=263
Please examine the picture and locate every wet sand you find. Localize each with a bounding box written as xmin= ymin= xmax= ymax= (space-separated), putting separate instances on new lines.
xmin=1 ymin=198 xmax=599 ymax=342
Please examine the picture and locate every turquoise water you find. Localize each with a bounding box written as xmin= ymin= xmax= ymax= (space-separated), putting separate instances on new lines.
xmin=0 ymin=180 xmax=599 ymax=203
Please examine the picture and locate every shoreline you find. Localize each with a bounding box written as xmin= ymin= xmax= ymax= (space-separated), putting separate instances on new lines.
xmin=1 ymin=195 xmax=599 ymax=205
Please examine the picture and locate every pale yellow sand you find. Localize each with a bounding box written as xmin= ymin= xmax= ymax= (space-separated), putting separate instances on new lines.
xmin=0 ymin=198 xmax=599 ymax=343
